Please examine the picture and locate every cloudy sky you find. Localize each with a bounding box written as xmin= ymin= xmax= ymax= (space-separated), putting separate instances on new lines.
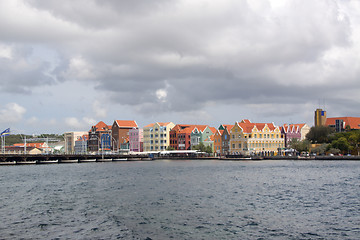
xmin=1 ymin=0 xmax=359 ymax=134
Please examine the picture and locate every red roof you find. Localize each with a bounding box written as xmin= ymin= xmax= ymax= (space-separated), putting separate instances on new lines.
xmin=93 ymin=121 xmax=111 ymax=131
xmin=115 ymin=120 xmax=138 ymax=128
xmin=234 ymin=122 xmax=278 ymax=133
xmin=326 ymin=117 xmax=360 ymax=129
xmin=13 ymin=142 xmax=48 ymax=148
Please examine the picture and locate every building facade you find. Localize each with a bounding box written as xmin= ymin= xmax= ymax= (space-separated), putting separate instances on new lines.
xmin=325 ymin=117 xmax=360 ymax=132
xmin=129 ymin=128 xmax=143 ymax=152
xmin=74 ymin=134 xmax=88 ymax=154
xmin=88 ymin=121 xmax=112 ymax=153
xmin=214 ymin=125 xmax=232 ymax=156
xmin=315 ymin=108 xmax=327 ymax=127
xmin=111 ymin=120 xmax=138 ymax=152
xmin=282 ymin=124 xmax=310 ymax=147
xmin=229 ymin=120 xmax=284 ymax=156
xmin=143 ymin=122 xmax=175 ymax=151
xmin=64 ymin=131 xmax=88 ymax=154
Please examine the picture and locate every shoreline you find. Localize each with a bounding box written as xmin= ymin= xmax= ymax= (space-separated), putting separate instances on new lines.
xmin=0 ymin=154 xmax=359 ymax=165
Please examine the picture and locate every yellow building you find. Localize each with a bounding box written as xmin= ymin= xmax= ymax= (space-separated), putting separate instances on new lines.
xmin=230 ymin=120 xmax=284 ymax=156
xmin=314 ymin=108 xmax=327 ymax=127
xmin=143 ymin=122 xmax=175 ymax=152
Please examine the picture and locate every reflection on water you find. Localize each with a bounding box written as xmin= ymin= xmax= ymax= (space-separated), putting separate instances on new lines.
xmin=0 ymin=160 xmax=359 ymax=239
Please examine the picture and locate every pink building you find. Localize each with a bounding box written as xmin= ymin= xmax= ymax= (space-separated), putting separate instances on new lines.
xmin=129 ymin=128 xmax=143 ymax=152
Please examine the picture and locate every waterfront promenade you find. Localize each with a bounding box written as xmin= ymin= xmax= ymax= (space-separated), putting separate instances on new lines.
xmin=0 ymin=153 xmax=152 ymax=165
xmin=1 ymin=153 xmax=359 ymax=165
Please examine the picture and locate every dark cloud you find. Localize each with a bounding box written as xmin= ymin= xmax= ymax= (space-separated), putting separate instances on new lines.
xmin=0 ymin=0 xmax=359 ymax=133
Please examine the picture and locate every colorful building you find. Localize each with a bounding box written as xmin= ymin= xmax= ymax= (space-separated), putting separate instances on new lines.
xmin=143 ymin=122 xmax=175 ymax=151
xmin=281 ymin=124 xmax=310 ymax=147
xmin=74 ymin=134 xmax=88 ymax=154
xmin=315 ymin=108 xmax=327 ymax=127
xmin=111 ymin=120 xmax=138 ymax=152
xmin=64 ymin=131 xmax=88 ymax=154
xmin=229 ymin=120 xmax=284 ymax=156
xmin=88 ymin=121 xmax=112 ymax=153
xmin=325 ymin=117 xmax=360 ymax=132
xmin=190 ymin=126 xmax=216 ymax=148
xmin=214 ymin=125 xmax=232 ymax=156
xmin=129 ymin=128 xmax=143 ymax=152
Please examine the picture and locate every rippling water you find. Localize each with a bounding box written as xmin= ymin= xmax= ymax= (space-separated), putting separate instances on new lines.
xmin=0 ymin=160 xmax=359 ymax=239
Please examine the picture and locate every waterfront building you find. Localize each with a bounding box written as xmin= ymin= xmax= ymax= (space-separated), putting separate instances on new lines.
xmin=170 ymin=124 xmax=215 ymax=150
xmin=111 ymin=120 xmax=138 ymax=152
xmin=169 ymin=124 xmax=189 ymax=150
xmin=8 ymin=142 xmax=51 ymax=154
xmin=229 ymin=120 xmax=284 ymax=156
xmin=88 ymin=121 xmax=112 ymax=153
xmin=314 ymin=108 xmax=327 ymax=127
xmin=143 ymin=122 xmax=175 ymax=151
xmin=64 ymin=131 xmax=88 ymax=154
xmin=214 ymin=125 xmax=232 ymax=156
xmin=129 ymin=128 xmax=143 ymax=152
xmin=190 ymin=126 xmax=216 ymax=148
xmin=325 ymin=117 xmax=360 ymax=132
xmin=74 ymin=134 xmax=88 ymax=154
xmin=281 ymin=124 xmax=310 ymax=148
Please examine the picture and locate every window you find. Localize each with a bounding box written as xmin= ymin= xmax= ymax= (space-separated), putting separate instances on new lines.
xmin=259 ymin=134 xmax=262 ymax=138
xmin=238 ymin=143 xmax=242 ymax=148
xmin=254 ymin=134 xmax=257 ymax=138
xmin=232 ymin=144 xmax=235 ymax=148
xmin=232 ymin=135 xmax=235 ymax=139
xmin=150 ymin=134 xmax=153 ymax=138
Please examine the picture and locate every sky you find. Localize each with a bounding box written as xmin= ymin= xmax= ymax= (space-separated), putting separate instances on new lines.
xmin=1 ymin=0 xmax=360 ymax=134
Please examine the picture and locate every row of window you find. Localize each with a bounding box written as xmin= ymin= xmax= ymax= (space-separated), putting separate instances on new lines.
xmin=231 ymin=142 xmax=284 ymax=149
xmin=150 ymin=134 xmax=167 ymax=138
xmin=149 ymin=127 xmax=167 ymax=132
xmin=231 ymin=133 xmax=280 ymax=139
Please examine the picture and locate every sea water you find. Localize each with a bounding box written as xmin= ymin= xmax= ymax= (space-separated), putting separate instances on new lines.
xmin=0 ymin=160 xmax=359 ymax=239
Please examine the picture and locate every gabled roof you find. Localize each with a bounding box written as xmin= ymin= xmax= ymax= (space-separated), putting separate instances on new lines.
xmin=144 ymin=122 xmax=173 ymax=128
xmin=144 ymin=123 xmax=155 ymax=128
xmin=326 ymin=117 xmax=360 ymax=129
xmin=233 ymin=121 xmax=279 ymax=133
xmin=114 ymin=120 xmax=138 ymax=128
xmin=282 ymin=123 xmax=306 ymax=133
xmin=92 ymin=121 xmax=112 ymax=131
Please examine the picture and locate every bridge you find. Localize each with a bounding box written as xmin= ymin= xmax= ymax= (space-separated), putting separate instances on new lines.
xmin=0 ymin=153 xmax=153 ymax=165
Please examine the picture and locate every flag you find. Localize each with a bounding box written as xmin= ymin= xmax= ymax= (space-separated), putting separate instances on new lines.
xmin=1 ymin=128 xmax=10 ymax=136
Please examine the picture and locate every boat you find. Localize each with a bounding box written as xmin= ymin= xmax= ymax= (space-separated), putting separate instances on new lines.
xmin=37 ymin=160 xmax=59 ymax=164
xmin=79 ymin=158 xmax=97 ymax=163
xmin=113 ymin=158 xmax=128 ymax=161
xmin=96 ymin=158 xmax=113 ymax=162
xmin=59 ymin=159 xmax=79 ymax=163
xmin=0 ymin=161 xmax=16 ymax=165
xmin=16 ymin=161 xmax=37 ymax=165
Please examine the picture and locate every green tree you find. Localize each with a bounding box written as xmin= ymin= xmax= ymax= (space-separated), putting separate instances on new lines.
xmin=348 ymin=131 xmax=360 ymax=155
xmin=306 ymin=126 xmax=334 ymax=144
xmin=328 ymin=137 xmax=349 ymax=154
xmin=310 ymin=143 xmax=329 ymax=155
xmin=166 ymin=146 xmax=175 ymax=151
xmin=192 ymin=143 xmax=213 ymax=154
xmin=288 ymin=138 xmax=310 ymax=152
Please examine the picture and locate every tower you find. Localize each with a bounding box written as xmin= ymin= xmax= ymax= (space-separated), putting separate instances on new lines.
xmin=314 ymin=108 xmax=326 ymax=127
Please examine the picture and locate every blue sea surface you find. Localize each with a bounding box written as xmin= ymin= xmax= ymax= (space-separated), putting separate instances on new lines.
xmin=0 ymin=160 xmax=359 ymax=239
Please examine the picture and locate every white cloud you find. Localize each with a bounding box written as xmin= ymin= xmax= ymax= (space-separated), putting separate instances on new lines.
xmin=92 ymin=100 xmax=107 ymax=118
xmin=0 ymin=103 xmax=26 ymax=123
xmin=65 ymin=117 xmax=96 ymax=130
